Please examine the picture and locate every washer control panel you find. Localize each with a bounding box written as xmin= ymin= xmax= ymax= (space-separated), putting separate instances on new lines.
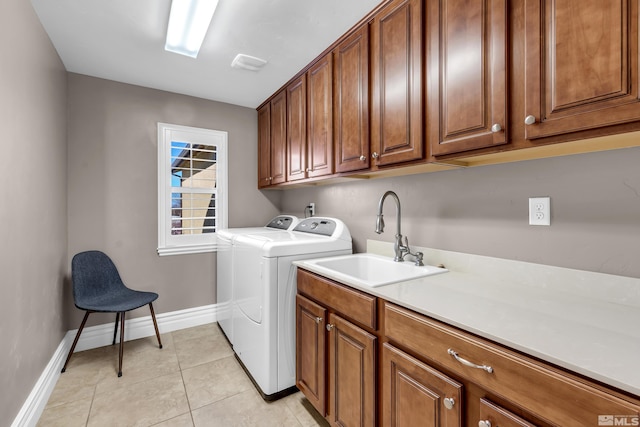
xmin=293 ymin=218 xmax=337 ymax=236
xmin=266 ymin=215 xmax=297 ymax=230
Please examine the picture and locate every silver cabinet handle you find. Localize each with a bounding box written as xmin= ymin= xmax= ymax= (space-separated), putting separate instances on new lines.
xmin=305 ymin=168 xmax=309 ymax=172
xmin=524 ymin=115 xmax=536 ymax=125
xmin=359 ymin=155 xmax=366 ymax=161
xmin=372 ymin=152 xmax=379 ymax=159
xmin=447 ymin=349 xmax=493 ymax=373
xmin=478 ymin=421 xmax=491 ymax=427
xmin=315 ymin=316 xmax=323 ymax=324
xmin=443 ymin=397 xmax=455 ymax=410
xmin=326 ymin=324 xmax=334 ymax=331
xmin=491 ymin=123 xmax=502 ymax=133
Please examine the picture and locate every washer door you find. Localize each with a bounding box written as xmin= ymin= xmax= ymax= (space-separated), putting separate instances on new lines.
xmin=233 ymin=243 xmax=263 ymax=323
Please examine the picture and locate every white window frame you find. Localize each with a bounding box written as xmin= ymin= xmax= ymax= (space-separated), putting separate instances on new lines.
xmin=157 ymin=123 xmax=228 ymax=256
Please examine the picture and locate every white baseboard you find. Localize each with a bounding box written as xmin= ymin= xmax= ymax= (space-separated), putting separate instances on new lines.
xmin=72 ymin=303 xmax=219 ymax=352
xmin=10 ymin=337 xmax=72 ymax=427
xmin=11 ymin=304 xmax=219 ymax=427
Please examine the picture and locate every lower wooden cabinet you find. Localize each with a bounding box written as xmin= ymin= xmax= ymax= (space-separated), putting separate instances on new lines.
xmin=384 ymin=302 xmax=640 ymax=427
xmin=296 ymin=294 xmax=326 ymax=415
xmin=328 ymin=313 xmax=376 ymax=427
xmin=296 ymin=269 xmax=378 ymax=427
xmin=479 ymin=398 xmax=536 ymax=427
xmin=296 ymin=270 xmax=640 ymax=427
xmin=382 ymin=343 xmax=462 ymax=427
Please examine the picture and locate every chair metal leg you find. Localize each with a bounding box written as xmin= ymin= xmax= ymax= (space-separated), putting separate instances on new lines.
xmin=112 ymin=312 xmax=120 ymax=345
xmin=118 ymin=311 xmax=125 ymax=377
xmin=149 ymin=303 xmax=163 ymax=349
xmin=61 ymin=311 xmax=91 ymax=373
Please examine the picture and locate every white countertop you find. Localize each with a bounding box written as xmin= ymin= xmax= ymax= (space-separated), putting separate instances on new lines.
xmin=293 ymin=240 xmax=640 ymax=397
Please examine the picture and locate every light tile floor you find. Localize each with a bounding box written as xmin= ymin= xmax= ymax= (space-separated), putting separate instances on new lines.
xmin=38 ymin=323 xmax=329 ymax=427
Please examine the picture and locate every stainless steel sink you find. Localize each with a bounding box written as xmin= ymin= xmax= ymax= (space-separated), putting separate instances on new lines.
xmin=304 ymin=253 xmax=448 ymax=287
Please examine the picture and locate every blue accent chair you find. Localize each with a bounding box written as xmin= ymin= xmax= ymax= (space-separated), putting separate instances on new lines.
xmin=61 ymin=251 xmax=162 ymax=377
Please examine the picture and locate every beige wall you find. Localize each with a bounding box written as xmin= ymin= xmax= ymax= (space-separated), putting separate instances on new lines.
xmin=67 ymin=73 xmax=281 ymax=328
xmin=281 ymin=147 xmax=640 ymax=279
xmin=0 ymin=0 xmax=68 ymax=424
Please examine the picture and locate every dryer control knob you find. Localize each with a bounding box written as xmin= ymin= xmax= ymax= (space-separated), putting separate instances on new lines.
xmin=310 ymin=222 xmax=319 ymax=229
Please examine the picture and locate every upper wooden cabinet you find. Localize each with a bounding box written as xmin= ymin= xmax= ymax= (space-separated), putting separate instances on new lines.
xmin=307 ymin=55 xmax=335 ymax=178
xmin=370 ymin=0 xmax=424 ymax=167
xmin=524 ymin=0 xmax=640 ymax=139
xmin=286 ymin=76 xmax=307 ymax=182
xmin=427 ymin=0 xmax=508 ymax=156
xmin=257 ymin=103 xmax=271 ymax=188
xmin=258 ymin=91 xmax=287 ymax=188
xmin=334 ymin=25 xmax=370 ymax=173
xmin=286 ymin=55 xmax=335 ymax=183
xmin=259 ymin=0 xmax=640 ymax=187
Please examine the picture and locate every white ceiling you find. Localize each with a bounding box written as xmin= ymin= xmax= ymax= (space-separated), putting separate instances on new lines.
xmin=31 ymin=0 xmax=381 ymax=108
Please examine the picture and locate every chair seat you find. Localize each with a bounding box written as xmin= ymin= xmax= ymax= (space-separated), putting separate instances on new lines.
xmin=76 ymin=287 xmax=158 ymax=313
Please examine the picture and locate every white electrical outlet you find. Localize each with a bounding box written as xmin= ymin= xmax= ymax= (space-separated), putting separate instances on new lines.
xmin=529 ymin=197 xmax=550 ymax=226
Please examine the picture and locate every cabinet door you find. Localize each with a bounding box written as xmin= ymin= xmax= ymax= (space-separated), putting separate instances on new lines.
xmin=478 ymin=398 xmax=537 ymax=427
xmin=428 ymin=0 xmax=508 ymax=156
xmin=371 ymin=0 xmax=423 ymax=167
xmin=307 ymin=54 xmax=334 ymax=178
xmin=287 ymin=76 xmax=307 ymax=181
xmin=257 ymin=104 xmax=272 ymax=188
xmin=334 ymin=25 xmax=370 ymax=173
xmin=296 ymin=295 xmax=327 ymax=416
xmin=524 ymin=0 xmax=640 ymax=139
xmin=382 ymin=343 xmax=462 ymax=427
xmin=327 ymin=313 xmax=376 ymax=427
xmin=270 ymin=90 xmax=287 ymax=185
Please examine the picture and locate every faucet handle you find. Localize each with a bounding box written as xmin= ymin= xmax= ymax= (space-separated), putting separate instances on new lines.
xmin=414 ymin=252 xmax=424 ymax=266
xmin=402 ymin=235 xmax=409 ymax=249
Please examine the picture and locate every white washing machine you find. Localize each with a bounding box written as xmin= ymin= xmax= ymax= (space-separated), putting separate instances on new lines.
xmin=216 ymin=215 xmax=299 ymax=345
xmin=232 ymin=217 xmax=352 ymax=399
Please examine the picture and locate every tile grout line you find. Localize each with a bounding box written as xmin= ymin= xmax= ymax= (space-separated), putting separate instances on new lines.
xmin=175 ymin=328 xmax=196 ymax=427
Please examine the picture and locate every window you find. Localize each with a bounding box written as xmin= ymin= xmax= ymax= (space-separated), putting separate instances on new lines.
xmin=157 ymin=123 xmax=228 ymax=256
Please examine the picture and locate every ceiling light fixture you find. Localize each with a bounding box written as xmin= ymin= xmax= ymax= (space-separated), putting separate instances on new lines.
xmin=231 ymin=54 xmax=268 ymax=71
xmin=165 ymin=0 xmax=219 ymax=58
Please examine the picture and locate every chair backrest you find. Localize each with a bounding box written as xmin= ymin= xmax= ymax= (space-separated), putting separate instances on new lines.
xmin=71 ymin=251 xmax=126 ymax=306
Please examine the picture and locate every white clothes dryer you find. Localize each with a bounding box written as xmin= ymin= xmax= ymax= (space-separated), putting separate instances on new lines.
xmin=216 ymin=215 xmax=299 ymax=345
xmin=231 ymin=217 xmax=352 ymax=399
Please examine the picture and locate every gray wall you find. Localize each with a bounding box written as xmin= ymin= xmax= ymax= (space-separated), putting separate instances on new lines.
xmin=67 ymin=73 xmax=280 ymax=328
xmin=0 ymin=0 xmax=68 ymax=424
xmin=280 ymin=147 xmax=640 ymax=279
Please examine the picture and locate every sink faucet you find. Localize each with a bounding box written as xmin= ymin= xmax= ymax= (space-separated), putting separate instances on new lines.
xmin=375 ymin=191 xmax=423 ymax=265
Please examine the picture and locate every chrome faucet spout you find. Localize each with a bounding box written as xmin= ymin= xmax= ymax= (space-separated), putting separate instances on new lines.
xmin=375 ymin=191 xmax=405 ymax=261
xmin=375 ymin=214 xmax=385 ymax=234
xmin=377 ymin=191 xmax=401 ymax=236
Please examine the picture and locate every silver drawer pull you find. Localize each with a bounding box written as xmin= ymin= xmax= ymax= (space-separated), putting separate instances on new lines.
xmin=315 ymin=316 xmax=323 ymax=324
xmin=447 ymin=349 xmax=493 ymax=373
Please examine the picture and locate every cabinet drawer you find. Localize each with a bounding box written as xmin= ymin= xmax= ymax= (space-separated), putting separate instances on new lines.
xmin=479 ymin=398 xmax=536 ymax=427
xmin=384 ymin=302 xmax=640 ymax=427
xmin=297 ymin=269 xmax=377 ymax=329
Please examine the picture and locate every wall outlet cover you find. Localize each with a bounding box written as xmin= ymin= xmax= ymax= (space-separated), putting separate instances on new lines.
xmin=529 ymin=197 xmax=551 ymax=226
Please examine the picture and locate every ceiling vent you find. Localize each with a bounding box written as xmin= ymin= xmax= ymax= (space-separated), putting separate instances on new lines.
xmin=231 ymin=54 xmax=267 ymax=71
